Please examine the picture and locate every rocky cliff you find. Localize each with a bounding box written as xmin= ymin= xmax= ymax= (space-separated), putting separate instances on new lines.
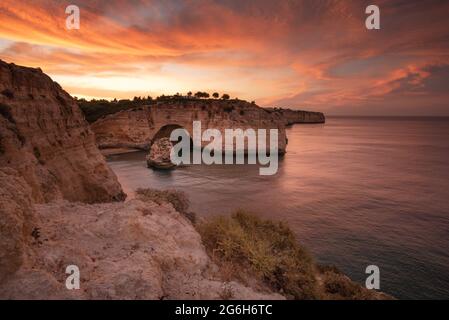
xmin=91 ymin=99 xmax=288 ymax=154
xmin=0 ymin=60 xmax=123 ymax=293
xmin=0 ymin=168 xmax=36 ymax=283
xmin=0 ymin=60 xmax=125 ymax=203
xmin=0 ymin=61 xmax=283 ymax=299
xmin=0 ymin=60 xmax=386 ymax=300
xmin=0 ymin=188 xmax=282 ymax=300
xmin=267 ymin=107 xmax=325 ymax=125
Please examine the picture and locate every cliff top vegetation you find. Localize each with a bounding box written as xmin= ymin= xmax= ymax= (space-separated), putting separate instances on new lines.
xmin=77 ymin=92 xmax=253 ymax=123
xmin=197 ymin=211 xmax=392 ymax=300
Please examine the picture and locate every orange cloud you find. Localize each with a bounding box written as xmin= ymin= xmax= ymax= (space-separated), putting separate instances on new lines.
xmin=0 ymin=0 xmax=448 ymax=115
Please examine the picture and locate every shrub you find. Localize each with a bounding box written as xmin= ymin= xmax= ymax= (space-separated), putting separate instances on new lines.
xmin=136 ymin=188 xmax=195 ymax=223
xmin=78 ymin=99 xmax=143 ymax=123
xmin=194 ymin=91 xmax=210 ymax=99
xmin=322 ymin=271 xmax=363 ymax=298
xmin=221 ymin=94 xmax=230 ymax=100
xmin=197 ymin=211 xmax=318 ymax=299
xmin=319 ymin=268 xmax=393 ymax=300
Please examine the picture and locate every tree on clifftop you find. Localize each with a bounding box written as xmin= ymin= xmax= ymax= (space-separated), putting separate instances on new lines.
xmin=194 ymin=91 xmax=210 ymax=99
xmin=221 ymin=94 xmax=230 ymax=100
xmin=212 ymin=92 xmax=219 ymax=98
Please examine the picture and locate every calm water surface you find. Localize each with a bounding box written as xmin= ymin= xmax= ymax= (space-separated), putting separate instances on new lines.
xmin=107 ymin=117 xmax=449 ymax=299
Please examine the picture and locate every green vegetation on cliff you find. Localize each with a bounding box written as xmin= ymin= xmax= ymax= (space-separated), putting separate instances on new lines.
xmin=78 ymin=93 xmax=234 ymax=123
xmin=78 ymin=98 xmax=147 ymax=123
xmin=198 ymin=211 xmax=392 ymax=300
xmin=198 ymin=211 xmax=317 ymax=299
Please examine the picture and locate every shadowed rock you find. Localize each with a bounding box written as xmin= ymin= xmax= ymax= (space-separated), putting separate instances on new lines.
xmin=0 ymin=59 xmax=125 ymax=203
xmin=146 ymin=137 xmax=177 ymax=169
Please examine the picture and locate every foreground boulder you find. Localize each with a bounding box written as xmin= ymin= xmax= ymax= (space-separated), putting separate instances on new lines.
xmin=0 ymin=60 xmax=125 ymax=203
xmin=0 ymin=194 xmax=283 ymax=300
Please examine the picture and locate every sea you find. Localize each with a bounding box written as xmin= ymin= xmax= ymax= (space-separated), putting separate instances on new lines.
xmin=106 ymin=116 xmax=449 ymax=299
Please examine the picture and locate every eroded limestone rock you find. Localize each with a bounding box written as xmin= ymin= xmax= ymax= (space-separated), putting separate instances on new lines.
xmin=0 ymin=198 xmax=284 ymax=300
xmin=0 ymin=59 xmax=125 ymax=203
xmin=146 ymin=138 xmax=176 ymax=169
xmin=91 ymin=99 xmax=289 ymax=154
xmin=0 ymin=168 xmax=35 ymax=283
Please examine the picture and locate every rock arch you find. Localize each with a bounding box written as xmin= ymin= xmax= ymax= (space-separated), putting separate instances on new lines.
xmin=150 ymin=124 xmax=187 ymax=147
xmin=91 ymin=101 xmax=288 ymax=154
xmin=147 ymin=124 xmax=194 ymax=169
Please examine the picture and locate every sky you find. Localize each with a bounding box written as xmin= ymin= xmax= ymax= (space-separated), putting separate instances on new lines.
xmin=0 ymin=0 xmax=448 ymax=115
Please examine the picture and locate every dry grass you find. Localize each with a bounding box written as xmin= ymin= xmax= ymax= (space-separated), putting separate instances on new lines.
xmin=197 ymin=211 xmax=392 ymax=300
xmin=319 ymin=267 xmax=392 ymax=300
xmin=197 ymin=210 xmax=319 ymax=299
xmin=135 ymin=190 xmax=392 ymax=300
xmin=136 ymin=188 xmax=196 ymax=223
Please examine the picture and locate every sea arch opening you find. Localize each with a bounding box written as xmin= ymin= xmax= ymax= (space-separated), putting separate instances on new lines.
xmin=150 ymin=124 xmax=187 ymax=146
xmin=149 ymin=124 xmax=194 ymax=161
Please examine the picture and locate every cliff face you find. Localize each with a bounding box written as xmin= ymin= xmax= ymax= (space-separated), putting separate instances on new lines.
xmin=0 ymin=60 xmax=125 ymax=203
xmin=0 ymin=61 xmax=384 ymax=300
xmin=91 ymin=100 xmax=288 ymax=154
xmin=267 ymin=108 xmax=325 ymax=125
xmin=0 ymin=61 xmax=283 ymax=299
xmin=0 ymin=168 xmax=35 ymax=283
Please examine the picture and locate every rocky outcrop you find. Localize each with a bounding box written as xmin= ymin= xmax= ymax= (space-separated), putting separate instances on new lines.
xmin=0 ymin=60 xmax=125 ymax=203
xmin=0 ymin=60 xmax=128 ymax=297
xmin=0 ymin=60 xmax=384 ymax=300
xmin=0 ymin=168 xmax=35 ymax=283
xmin=267 ymin=108 xmax=325 ymax=125
xmin=0 ymin=195 xmax=283 ymax=300
xmin=91 ymin=99 xmax=288 ymax=154
xmin=146 ymin=137 xmax=176 ymax=169
xmin=0 ymin=61 xmax=283 ymax=300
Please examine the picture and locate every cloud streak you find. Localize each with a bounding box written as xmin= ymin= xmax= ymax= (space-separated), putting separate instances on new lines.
xmin=0 ymin=0 xmax=448 ymax=115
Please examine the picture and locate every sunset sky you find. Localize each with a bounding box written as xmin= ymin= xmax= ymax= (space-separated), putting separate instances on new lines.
xmin=1 ymin=0 xmax=448 ymax=115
